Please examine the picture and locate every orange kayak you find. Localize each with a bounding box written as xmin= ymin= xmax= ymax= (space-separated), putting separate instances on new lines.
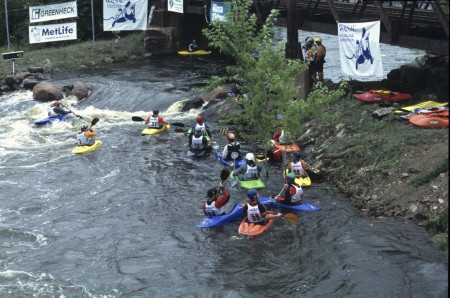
xmin=406 ymin=108 xmax=448 ymax=128
xmin=273 ymin=140 xmax=300 ymax=153
xmin=238 ymin=219 xmax=274 ymax=236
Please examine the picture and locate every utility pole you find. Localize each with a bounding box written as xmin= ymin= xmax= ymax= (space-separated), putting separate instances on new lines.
xmin=4 ymin=0 xmax=10 ymax=50
xmin=91 ymin=0 xmax=95 ymax=42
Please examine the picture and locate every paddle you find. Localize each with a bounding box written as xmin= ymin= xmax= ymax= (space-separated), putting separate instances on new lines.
xmin=90 ymin=117 xmax=99 ymax=128
xmin=61 ymin=103 xmax=83 ymax=119
xmin=131 ymin=116 xmax=185 ymax=127
xmin=198 ymin=169 xmax=231 ymax=202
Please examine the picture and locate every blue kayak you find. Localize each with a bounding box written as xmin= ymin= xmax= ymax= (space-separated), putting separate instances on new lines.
xmin=215 ymin=152 xmax=246 ymax=168
xmin=258 ymin=196 xmax=321 ymax=211
xmin=34 ymin=114 xmax=75 ymax=126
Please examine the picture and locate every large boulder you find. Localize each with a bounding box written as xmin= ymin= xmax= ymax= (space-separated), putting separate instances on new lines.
xmin=198 ymin=86 xmax=231 ymax=102
xmin=62 ymin=81 xmax=92 ymax=100
xmin=32 ymin=82 xmax=63 ymax=102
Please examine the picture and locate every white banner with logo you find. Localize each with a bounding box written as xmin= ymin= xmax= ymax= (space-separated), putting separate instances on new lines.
xmin=211 ymin=1 xmax=231 ymax=22
xmin=338 ymin=21 xmax=383 ymax=78
xmin=168 ymin=0 xmax=183 ymax=14
xmin=29 ymin=22 xmax=77 ymax=44
xmin=29 ymin=1 xmax=77 ymax=23
xmin=103 ymin=0 xmax=148 ymax=31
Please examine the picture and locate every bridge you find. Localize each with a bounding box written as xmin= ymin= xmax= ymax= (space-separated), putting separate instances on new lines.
xmin=144 ymin=0 xmax=449 ymax=55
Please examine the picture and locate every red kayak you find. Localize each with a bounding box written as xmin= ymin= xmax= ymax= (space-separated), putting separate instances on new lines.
xmin=272 ymin=140 xmax=300 ymax=153
xmin=353 ymin=89 xmax=412 ymax=103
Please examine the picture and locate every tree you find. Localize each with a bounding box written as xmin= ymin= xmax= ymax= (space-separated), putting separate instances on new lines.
xmin=202 ymin=0 xmax=307 ymax=142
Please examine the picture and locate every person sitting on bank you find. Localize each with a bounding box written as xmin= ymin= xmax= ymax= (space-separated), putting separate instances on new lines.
xmin=48 ymin=101 xmax=71 ymax=118
xmin=144 ymin=110 xmax=168 ymax=129
xmin=77 ymin=125 xmax=97 ymax=146
xmin=234 ymin=153 xmax=262 ymax=181
xmin=222 ymin=133 xmax=241 ymax=161
xmin=188 ymin=39 xmax=199 ymax=52
xmin=203 ymin=185 xmax=231 ymax=217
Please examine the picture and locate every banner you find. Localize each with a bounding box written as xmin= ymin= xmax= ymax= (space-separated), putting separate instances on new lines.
xmin=29 ymin=1 xmax=77 ymax=23
xmin=338 ymin=21 xmax=383 ymax=78
xmin=210 ymin=1 xmax=231 ymax=22
xmin=168 ymin=0 xmax=183 ymax=14
xmin=29 ymin=22 xmax=77 ymax=44
xmin=103 ymin=0 xmax=148 ymax=31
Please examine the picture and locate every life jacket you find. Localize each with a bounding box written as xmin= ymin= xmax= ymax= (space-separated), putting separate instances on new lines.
xmin=205 ymin=200 xmax=226 ymax=216
xmin=246 ymin=203 xmax=264 ymax=223
xmin=291 ymin=161 xmax=306 ymax=177
xmin=148 ymin=116 xmax=160 ymax=128
xmin=244 ymin=164 xmax=259 ymax=180
xmin=316 ymin=44 xmax=326 ymax=62
xmin=289 ymin=184 xmax=304 ymax=203
xmin=191 ymin=135 xmax=204 ymax=150
xmin=77 ymin=131 xmax=94 ymax=146
xmin=194 ymin=123 xmax=207 ymax=136
xmin=47 ymin=108 xmax=59 ymax=118
xmin=225 ymin=142 xmax=240 ymax=160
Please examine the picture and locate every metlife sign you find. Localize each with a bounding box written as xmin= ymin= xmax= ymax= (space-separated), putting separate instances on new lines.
xmin=29 ymin=1 xmax=77 ymax=23
xmin=29 ymin=23 xmax=77 ymax=44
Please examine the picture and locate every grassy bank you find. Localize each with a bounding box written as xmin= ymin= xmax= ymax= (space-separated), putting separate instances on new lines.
xmin=0 ymin=33 xmax=145 ymax=76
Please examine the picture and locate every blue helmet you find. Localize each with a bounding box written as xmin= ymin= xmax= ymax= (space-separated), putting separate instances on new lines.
xmin=292 ymin=151 xmax=301 ymax=159
xmin=286 ymin=173 xmax=295 ymax=182
xmin=247 ymin=189 xmax=258 ymax=199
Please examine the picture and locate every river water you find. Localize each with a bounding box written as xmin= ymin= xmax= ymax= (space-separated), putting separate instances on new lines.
xmin=0 ymin=30 xmax=447 ymax=297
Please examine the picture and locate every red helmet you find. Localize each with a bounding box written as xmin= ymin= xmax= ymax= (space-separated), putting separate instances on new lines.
xmin=226 ymin=133 xmax=235 ymax=140
xmin=196 ymin=115 xmax=203 ymax=122
xmin=52 ymin=101 xmax=61 ymax=107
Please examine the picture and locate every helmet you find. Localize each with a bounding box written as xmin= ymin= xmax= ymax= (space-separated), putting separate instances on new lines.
xmin=196 ymin=115 xmax=203 ymax=122
xmin=226 ymin=133 xmax=235 ymax=140
xmin=292 ymin=151 xmax=301 ymax=159
xmin=245 ymin=153 xmax=255 ymax=161
xmin=305 ymin=37 xmax=314 ymax=44
xmin=153 ymin=110 xmax=159 ymax=115
xmin=315 ymin=37 xmax=322 ymax=43
xmin=247 ymin=189 xmax=258 ymax=199
xmin=286 ymin=173 xmax=295 ymax=182
xmin=81 ymin=125 xmax=88 ymax=131
xmin=52 ymin=101 xmax=61 ymax=107
xmin=206 ymin=187 xmax=218 ymax=198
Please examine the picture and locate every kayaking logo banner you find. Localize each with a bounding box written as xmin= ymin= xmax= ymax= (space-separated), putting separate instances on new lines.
xmin=29 ymin=23 xmax=77 ymax=44
xmin=210 ymin=1 xmax=231 ymax=22
xmin=29 ymin=1 xmax=77 ymax=23
xmin=338 ymin=21 xmax=383 ymax=78
xmin=103 ymin=0 xmax=148 ymax=31
xmin=168 ymin=0 xmax=184 ymax=14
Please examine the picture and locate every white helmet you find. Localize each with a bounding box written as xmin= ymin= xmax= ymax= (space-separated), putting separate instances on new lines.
xmin=245 ymin=153 xmax=255 ymax=161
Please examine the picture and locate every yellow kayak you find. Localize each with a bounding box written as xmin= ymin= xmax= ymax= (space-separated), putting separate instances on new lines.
xmin=141 ymin=124 xmax=170 ymax=135
xmin=393 ymin=101 xmax=448 ymax=115
xmin=177 ymin=50 xmax=211 ymax=55
xmin=71 ymin=140 xmax=103 ymax=154
xmin=284 ymin=169 xmax=312 ymax=187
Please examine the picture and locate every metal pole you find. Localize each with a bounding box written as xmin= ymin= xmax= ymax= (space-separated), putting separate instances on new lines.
xmin=4 ymin=0 xmax=10 ymax=50
xmin=91 ymin=0 xmax=95 ymax=42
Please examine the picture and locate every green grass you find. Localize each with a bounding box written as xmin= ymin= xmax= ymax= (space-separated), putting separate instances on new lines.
xmin=411 ymin=156 xmax=449 ymax=187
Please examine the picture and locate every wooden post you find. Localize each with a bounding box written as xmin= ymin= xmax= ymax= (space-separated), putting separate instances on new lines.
xmin=285 ymin=0 xmax=300 ymax=60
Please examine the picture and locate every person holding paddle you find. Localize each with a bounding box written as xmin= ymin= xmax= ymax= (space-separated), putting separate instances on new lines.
xmin=77 ymin=122 xmax=97 ymax=146
xmin=48 ymin=101 xmax=71 ymax=117
xmin=234 ymin=153 xmax=262 ymax=181
xmin=286 ymin=151 xmax=310 ymax=178
xmin=275 ymin=173 xmax=304 ymax=206
xmin=144 ymin=110 xmax=168 ymax=129
xmin=243 ymin=189 xmax=281 ymax=225
xmin=203 ymin=185 xmax=230 ymax=216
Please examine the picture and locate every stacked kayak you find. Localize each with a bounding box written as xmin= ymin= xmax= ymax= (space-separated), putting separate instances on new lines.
xmin=272 ymin=140 xmax=300 ymax=153
xmin=353 ymin=89 xmax=412 ymax=103
xmin=141 ymin=124 xmax=170 ymax=135
xmin=71 ymin=140 xmax=103 ymax=154
xmin=405 ymin=107 xmax=449 ymax=128
xmin=215 ymin=152 xmax=246 ymax=168
xmin=230 ymin=171 xmax=265 ymax=189
xmin=393 ymin=100 xmax=448 ymax=115
xmin=177 ymin=50 xmax=211 ymax=55
xmin=34 ymin=114 xmax=75 ymax=126
xmin=238 ymin=219 xmax=274 ymax=236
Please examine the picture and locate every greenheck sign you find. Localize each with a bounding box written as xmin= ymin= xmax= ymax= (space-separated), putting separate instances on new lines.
xmin=2 ymin=51 xmax=24 ymax=60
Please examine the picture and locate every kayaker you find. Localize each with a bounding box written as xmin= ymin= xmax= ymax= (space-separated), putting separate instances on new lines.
xmin=189 ymin=115 xmax=211 ymax=139
xmin=203 ymin=185 xmax=230 ymax=216
xmin=302 ymin=37 xmax=317 ymax=87
xmin=266 ymin=140 xmax=283 ymax=162
xmin=144 ymin=110 xmax=168 ymax=129
xmin=234 ymin=153 xmax=262 ymax=181
xmin=188 ymin=127 xmax=211 ymax=154
xmin=221 ymin=132 xmax=241 ymax=161
xmin=188 ymin=39 xmax=199 ymax=52
xmin=77 ymin=125 xmax=97 ymax=146
xmin=243 ymin=189 xmax=281 ymax=224
xmin=48 ymin=101 xmax=71 ymax=118
xmin=273 ymin=129 xmax=291 ymax=144
xmin=286 ymin=151 xmax=310 ymax=178
xmin=275 ymin=173 xmax=304 ymax=206
xmin=314 ymin=37 xmax=326 ymax=82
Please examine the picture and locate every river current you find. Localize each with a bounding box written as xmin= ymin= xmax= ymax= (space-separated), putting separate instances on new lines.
xmin=0 ymin=30 xmax=447 ymax=297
